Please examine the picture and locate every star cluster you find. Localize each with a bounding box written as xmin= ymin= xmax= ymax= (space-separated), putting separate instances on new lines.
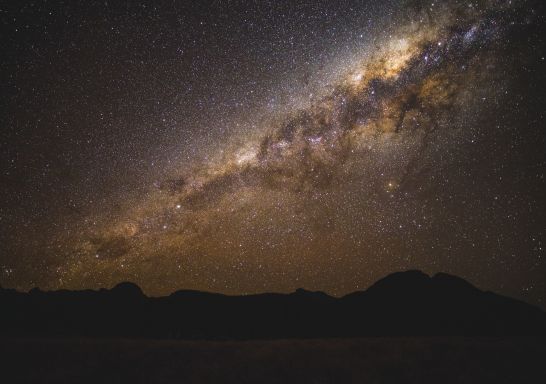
xmin=1 ymin=0 xmax=545 ymax=307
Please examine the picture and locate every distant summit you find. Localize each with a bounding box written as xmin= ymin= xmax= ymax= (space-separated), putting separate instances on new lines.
xmin=111 ymin=282 xmax=145 ymax=298
xmin=1 ymin=270 xmax=544 ymax=339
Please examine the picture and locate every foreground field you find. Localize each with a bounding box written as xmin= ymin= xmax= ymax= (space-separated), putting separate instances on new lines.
xmin=1 ymin=338 xmax=545 ymax=383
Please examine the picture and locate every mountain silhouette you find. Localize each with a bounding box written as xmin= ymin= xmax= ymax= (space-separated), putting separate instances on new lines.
xmin=1 ymin=270 xmax=544 ymax=339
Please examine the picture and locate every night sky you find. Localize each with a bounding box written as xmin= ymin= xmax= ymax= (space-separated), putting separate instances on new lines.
xmin=1 ymin=0 xmax=545 ymax=307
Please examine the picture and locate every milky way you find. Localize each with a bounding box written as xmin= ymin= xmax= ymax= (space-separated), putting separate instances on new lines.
xmin=1 ymin=1 xmax=545 ymax=306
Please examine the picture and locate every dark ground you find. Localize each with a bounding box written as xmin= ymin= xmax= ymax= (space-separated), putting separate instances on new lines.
xmin=1 ymin=337 xmax=545 ymax=383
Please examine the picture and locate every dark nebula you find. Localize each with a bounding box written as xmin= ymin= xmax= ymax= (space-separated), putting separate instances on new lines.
xmin=1 ymin=0 xmax=545 ymax=307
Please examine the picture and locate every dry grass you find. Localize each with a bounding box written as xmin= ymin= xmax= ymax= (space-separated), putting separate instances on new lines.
xmin=1 ymin=337 xmax=544 ymax=383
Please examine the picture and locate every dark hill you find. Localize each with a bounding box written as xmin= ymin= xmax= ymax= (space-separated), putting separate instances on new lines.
xmin=1 ymin=270 xmax=544 ymax=339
